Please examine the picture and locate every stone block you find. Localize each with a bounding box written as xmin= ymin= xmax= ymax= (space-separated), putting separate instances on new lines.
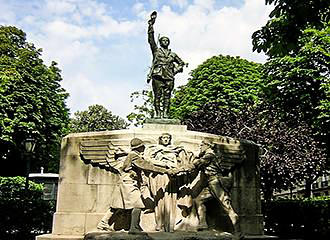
xmin=142 ymin=123 xmax=187 ymax=132
xmin=58 ymin=154 xmax=89 ymax=185
xmin=239 ymin=214 xmax=264 ymax=235
xmin=36 ymin=234 xmax=83 ymax=240
xmin=95 ymin=184 xmax=121 ymax=212
xmin=56 ymin=183 xmax=98 ymax=212
xmin=87 ymin=167 xmax=119 ymax=185
xmin=53 ymin=212 xmax=86 ymax=235
xmin=85 ymin=213 xmax=104 ymax=233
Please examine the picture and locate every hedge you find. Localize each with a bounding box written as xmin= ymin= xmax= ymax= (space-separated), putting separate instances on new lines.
xmin=263 ymin=197 xmax=330 ymax=239
xmin=0 ymin=176 xmax=55 ymax=240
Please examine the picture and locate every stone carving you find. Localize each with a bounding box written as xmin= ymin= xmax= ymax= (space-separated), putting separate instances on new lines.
xmin=147 ymin=11 xmax=187 ymax=119
xmin=79 ymin=134 xmax=246 ymax=238
xmin=96 ymin=138 xmax=147 ymax=234
xmin=191 ymin=140 xmax=242 ymax=238
xmin=143 ymin=133 xmax=193 ymax=232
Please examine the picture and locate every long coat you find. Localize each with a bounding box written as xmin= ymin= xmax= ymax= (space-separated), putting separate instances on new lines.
xmin=109 ymin=151 xmax=145 ymax=209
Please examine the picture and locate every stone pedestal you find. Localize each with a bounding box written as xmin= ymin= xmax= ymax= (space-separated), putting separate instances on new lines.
xmin=36 ymin=123 xmax=264 ymax=240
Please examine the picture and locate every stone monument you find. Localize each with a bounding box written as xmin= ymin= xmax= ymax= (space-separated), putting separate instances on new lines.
xmin=36 ymin=11 xmax=267 ymax=240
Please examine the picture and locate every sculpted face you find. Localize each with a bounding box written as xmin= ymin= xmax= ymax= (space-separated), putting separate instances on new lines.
xmin=199 ymin=142 xmax=208 ymax=153
xmin=160 ymin=135 xmax=171 ymax=146
xmin=159 ymin=37 xmax=170 ymax=48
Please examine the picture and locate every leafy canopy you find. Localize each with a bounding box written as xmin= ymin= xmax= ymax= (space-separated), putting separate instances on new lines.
xmin=252 ymin=0 xmax=330 ymax=57
xmin=183 ymin=102 xmax=327 ymax=200
xmin=69 ymin=104 xmax=128 ymax=133
xmin=171 ymin=55 xmax=263 ymax=119
xmin=127 ymin=90 xmax=154 ymax=127
xmin=262 ymin=23 xmax=330 ymax=137
xmin=0 ymin=26 xmax=70 ymax=175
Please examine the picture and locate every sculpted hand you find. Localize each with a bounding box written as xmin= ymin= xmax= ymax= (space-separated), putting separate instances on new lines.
xmin=148 ymin=11 xmax=157 ymax=25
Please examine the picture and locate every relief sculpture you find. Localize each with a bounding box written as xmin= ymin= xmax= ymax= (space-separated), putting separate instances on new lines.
xmin=80 ymin=133 xmax=245 ymax=238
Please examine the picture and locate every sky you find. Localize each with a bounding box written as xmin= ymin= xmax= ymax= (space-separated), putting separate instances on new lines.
xmin=0 ymin=0 xmax=273 ymax=120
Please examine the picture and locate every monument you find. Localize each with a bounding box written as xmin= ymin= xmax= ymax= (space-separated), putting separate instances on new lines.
xmin=36 ymin=11 xmax=266 ymax=240
xmin=147 ymin=11 xmax=187 ymax=119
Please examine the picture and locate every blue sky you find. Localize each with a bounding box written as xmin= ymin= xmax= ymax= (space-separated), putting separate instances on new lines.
xmin=0 ymin=0 xmax=272 ymax=120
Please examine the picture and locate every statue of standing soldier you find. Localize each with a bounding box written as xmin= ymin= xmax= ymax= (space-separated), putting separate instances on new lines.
xmin=147 ymin=11 xmax=187 ymax=119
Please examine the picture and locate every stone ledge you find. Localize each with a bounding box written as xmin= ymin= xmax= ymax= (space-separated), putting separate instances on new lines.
xmin=83 ymin=231 xmax=279 ymax=240
xmin=144 ymin=118 xmax=181 ymax=125
xmin=36 ymin=234 xmax=83 ymax=240
xmin=37 ymin=232 xmax=278 ymax=240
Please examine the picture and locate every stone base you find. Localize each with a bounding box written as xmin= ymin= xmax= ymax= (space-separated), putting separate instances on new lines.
xmin=36 ymin=234 xmax=83 ymax=240
xmin=82 ymin=231 xmax=279 ymax=240
xmin=144 ymin=118 xmax=181 ymax=125
xmin=36 ymin=232 xmax=279 ymax=240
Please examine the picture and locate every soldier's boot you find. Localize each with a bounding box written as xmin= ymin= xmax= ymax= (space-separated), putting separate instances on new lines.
xmin=163 ymin=97 xmax=170 ymax=118
xmin=154 ymin=99 xmax=161 ymax=119
xmin=231 ymin=212 xmax=244 ymax=240
xmin=128 ymin=208 xmax=147 ymax=235
xmin=97 ymin=209 xmax=114 ymax=231
xmin=196 ymin=202 xmax=208 ymax=231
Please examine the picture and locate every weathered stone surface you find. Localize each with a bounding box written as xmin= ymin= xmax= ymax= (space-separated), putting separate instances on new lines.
xmin=142 ymin=123 xmax=187 ymax=131
xmin=37 ymin=233 xmax=278 ymax=240
xmin=36 ymin=234 xmax=83 ymax=240
xmin=144 ymin=118 xmax=181 ymax=125
xmin=83 ymin=231 xmax=237 ymax=240
xmin=36 ymin=124 xmax=264 ymax=239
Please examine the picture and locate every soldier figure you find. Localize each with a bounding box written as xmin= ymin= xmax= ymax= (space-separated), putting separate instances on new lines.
xmin=97 ymin=138 xmax=147 ymax=234
xmin=192 ymin=140 xmax=243 ymax=239
xmin=147 ymin=11 xmax=186 ymax=119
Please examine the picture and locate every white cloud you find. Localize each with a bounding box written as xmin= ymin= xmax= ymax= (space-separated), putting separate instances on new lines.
xmin=0 ymin=0 xmax=273 ymax=119
xmin=193 ymin=0 xmax=215 ymax=10
xmin=150 ymin=0 xmax=272 ymax=87
xmin=63 ymin=72 xmax=135 ymax=117
xmin=46 ymin=0 xmax=76 ymax=15
xmin=170 ymin=0 xmax=189 ymax=8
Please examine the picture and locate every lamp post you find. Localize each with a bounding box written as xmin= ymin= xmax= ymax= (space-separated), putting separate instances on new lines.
xmin=24 ymin=136 xmax=36 ymax=190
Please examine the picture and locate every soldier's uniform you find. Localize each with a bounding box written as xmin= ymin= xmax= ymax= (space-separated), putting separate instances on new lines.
xmin=148 ymin=23 xmax=185 ymax=118
xmin=192 ymin=144 xmax=239 ymax=233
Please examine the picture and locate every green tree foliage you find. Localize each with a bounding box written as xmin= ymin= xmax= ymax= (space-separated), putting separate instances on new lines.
xmin=171 ymin=55 xmax=263 ymax=119
xmin=262 ymin=23 xmax=330 ymax=137
xmin=0 ymin=26 xmax=70 ymax=175
xmin=127 ymin=90 xmax=154 ymax=126
xmin=184 ymin=102 xmax=327 ymax=200
xmin=69 ymin=104 xmax=128 ymax=133
xmin=263 ymin=197 xmax=330 ymax=238
xmin=0 ymin=176 xmax=55 ymax=239
xmin=252 ymin=0 xmax=330 ymax=57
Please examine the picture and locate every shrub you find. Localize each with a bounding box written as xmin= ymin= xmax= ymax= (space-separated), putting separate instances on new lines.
xmin=263 ymin=197 xmax=330 ymax=239
xmin=0 ymin=176 xmax=55 ymax=240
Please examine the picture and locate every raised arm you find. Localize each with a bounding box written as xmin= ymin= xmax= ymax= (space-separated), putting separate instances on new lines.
xmin=148 ymin=11 xmax=157 ymax=56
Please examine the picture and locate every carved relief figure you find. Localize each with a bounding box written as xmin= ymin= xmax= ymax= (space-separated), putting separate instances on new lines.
xmin=144 ymin=133 xmax=189 ymax=232
xmin=97 ymin=138 xmax=148 ymax=235
xmin=147 ymin=11 xmax=186 ymax=119
xmin=191 ymin=140 xmax=243 ymax=238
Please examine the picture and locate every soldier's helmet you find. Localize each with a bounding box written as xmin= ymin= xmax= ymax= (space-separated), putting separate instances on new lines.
xmin=130 ymin=138 xmax=144 ymax=150
xmin=201 ymin=139 xmax=214 ymax=149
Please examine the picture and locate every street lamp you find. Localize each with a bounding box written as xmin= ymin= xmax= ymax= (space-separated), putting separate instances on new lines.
xmin=24 ymin=136 xmax=36 ymax=190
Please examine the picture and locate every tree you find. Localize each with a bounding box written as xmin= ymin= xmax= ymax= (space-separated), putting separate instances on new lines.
xmin=253 ymin=1 xmax=329 ymax=170
xmin=127 ymin=90 xmax=154 ymax=127
xmin=171 ymin=55 xmax=263 ymax=119
xmin=69 ymin=104 xmax=128 ymax=133
xmin=0 ymin=26 xmax=70 ymax=175
xmin=262 ymin=23 xmax=330 ymax=138
xmin=252 ymin=0 xmax=330 ymax=57
xmin=183 ymin=102 xmax=327 ymax=200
